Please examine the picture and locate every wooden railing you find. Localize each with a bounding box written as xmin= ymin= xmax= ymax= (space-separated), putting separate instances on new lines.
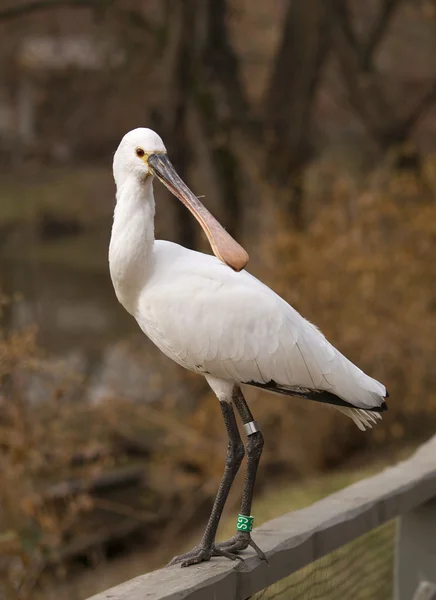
xmin=87 ymin=434 xmax=436 ymax=600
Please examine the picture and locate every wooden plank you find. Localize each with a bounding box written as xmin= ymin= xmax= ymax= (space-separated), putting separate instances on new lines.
xmin=395 ymin=498 xmax=436 ymax=600
xmin=87 ymin=434 xmax=436 ymax=600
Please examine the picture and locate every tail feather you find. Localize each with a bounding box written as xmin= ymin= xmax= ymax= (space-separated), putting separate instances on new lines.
xmin=245 ymin=378 xmax=388 ymax=431
xmin=332 ymin=406 xmax=383 ymax=431
xmin=246 ymin=379 xmax=388 ymax=413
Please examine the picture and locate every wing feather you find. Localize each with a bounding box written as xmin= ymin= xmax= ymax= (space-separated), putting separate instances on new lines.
xmin=137 ymin=244 xmax=387 ymax=410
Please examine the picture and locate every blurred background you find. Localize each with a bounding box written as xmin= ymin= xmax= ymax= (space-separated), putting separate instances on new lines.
xmin=1 ymin=0 xmax=436 ymax=598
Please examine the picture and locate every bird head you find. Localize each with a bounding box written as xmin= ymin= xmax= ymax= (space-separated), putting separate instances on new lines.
xmin=113 ymin=128 xmax=167 ymax=182
xmin=113 ymin=128 xmax=249 ymax=272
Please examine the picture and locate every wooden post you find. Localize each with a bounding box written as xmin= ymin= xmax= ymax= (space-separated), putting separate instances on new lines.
xmin=395 ymin=498 xmax=436 ymax=600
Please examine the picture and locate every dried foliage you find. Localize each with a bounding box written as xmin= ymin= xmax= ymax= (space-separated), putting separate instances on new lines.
xmin=0 ymin=321 xmax=108 ymax=598
xmin=0 ymin=312 xmax=232 ymax=598
xmin=260 ymin=154 xmax=436 ymax=447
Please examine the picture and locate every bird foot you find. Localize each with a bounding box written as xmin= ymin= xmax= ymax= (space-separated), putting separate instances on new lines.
xmin=167 ymin=543 xmax=244 ymax=567
xmin=215 ymin=531 xmax=267 ymax=562
xmin=167 ymin=545 xmax=212 ymax=567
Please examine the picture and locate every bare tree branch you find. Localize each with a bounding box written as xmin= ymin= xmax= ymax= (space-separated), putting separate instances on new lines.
xmin=0 ymin=0 xmax=112 ymax=21
xmin=265 ymin=0 xmax=333 ymax=171
xmin=332 ymin=0 xmax=398 ymax=145
xmin=203 ymin=0 xmax=251 ymax=128
xmin=401 ymin=79 xmax=436 ymax=137
xmin=333 ymin=0 xmax=402 ymax=70
xmin=168 ymin=0 xmax=197 ymax=249
xmin=362 ymin=0 xmax=402 ymax=70
xmin=333 ymin=0 xmax=436 ymax=150
xmin=334 ymin=0 xmax=360 ymax=54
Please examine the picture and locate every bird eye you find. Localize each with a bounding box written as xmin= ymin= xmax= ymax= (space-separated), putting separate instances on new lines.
xmin=136 ymin=148 xmax=145 ymax=158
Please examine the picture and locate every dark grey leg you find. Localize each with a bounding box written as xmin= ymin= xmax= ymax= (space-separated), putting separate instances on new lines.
xmin=214 ymin=386 xmax=267 ymax=561
xmin=168 ymin=399 xmax=245 ymax=567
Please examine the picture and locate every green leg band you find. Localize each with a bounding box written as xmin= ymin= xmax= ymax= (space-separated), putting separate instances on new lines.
xmin=236 ymin=514 xmax=254 ymax=532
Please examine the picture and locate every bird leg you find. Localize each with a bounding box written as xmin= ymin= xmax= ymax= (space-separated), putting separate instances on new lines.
xmin=167 ymin=399 xmax=245 ymax=567
xmin=214 ymin=386 xmax=266 ymax=561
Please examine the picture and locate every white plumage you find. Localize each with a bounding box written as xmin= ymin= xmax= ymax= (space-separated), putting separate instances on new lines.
xmin=110 ymin=128 xmax=388 ymax=432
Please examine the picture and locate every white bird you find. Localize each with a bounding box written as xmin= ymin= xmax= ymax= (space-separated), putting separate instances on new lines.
xmin=109 ymin=128 xmax=388 ymax=567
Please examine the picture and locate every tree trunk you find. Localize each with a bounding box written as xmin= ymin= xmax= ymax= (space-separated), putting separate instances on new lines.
xmin=194 ymin=0 xmax=249 ymax=238
xmin=167 ymin=0 xmax=198 ymax=249
xmin=264 ymin=0 xmax=333 ymax=225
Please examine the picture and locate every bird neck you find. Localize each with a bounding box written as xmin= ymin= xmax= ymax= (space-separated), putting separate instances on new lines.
xmin=109 ymin=175 xmax=155 ymax=314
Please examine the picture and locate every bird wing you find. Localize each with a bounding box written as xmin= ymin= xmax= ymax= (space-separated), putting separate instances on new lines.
xmin=137 ymin=245 xmax=386 ymax=410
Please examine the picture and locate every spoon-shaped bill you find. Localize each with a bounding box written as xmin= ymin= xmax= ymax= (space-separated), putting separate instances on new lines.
xmin=148 ymin=153 xmax=249 ymax=272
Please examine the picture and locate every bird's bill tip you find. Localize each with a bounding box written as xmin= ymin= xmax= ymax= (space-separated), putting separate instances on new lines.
xmin=147 ymin=153 xmax=249 ymax=271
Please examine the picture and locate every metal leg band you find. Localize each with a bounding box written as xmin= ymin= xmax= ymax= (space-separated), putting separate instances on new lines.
xmin=244 ymin=420 xmax=260 ymax=436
